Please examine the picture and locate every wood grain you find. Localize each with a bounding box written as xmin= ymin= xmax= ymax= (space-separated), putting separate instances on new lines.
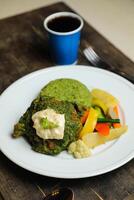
xmin=0 ymin=2 xmax=134 ymax=200
xmin=123 ymin=194 xmax=134 ymax=200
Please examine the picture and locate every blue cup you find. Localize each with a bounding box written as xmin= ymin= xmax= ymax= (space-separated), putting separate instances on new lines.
xmin=44 ymin=12 xmax=84 ymax=65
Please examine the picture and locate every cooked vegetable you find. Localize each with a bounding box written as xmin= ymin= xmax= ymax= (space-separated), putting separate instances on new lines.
xmin=113 ymin=123 xmax=121 ymax=128
xmin=95 ymin=123 xmax=110 ymax=136
xmin=82 ymin=125 xmax=128 ymax=148
xmin=109 ymin=106 xmax=121 ymax=128
xmin=91 ymin=89 xmax=119 ymax=111
xmin=94 ymin=106 xmax=105 ymax=118
xmin=97 ymin=118 xmax=120 ymax=123
xmin=92 ymin=98 xmax=108 ymax=114
xmin=79 ymin=108 xmax=98 ymax=138
xmin=106 ymin=125 xmax=128 ymax=140
xmin=82 ymin=132 xmax=105 ymax=148
xmin=68 ymin=139 xmax=91 ymax=158
xmin=80 ymin=110 xmax=89 ymax=124
xmin=12 ymin=78 xmax=127 ymax=159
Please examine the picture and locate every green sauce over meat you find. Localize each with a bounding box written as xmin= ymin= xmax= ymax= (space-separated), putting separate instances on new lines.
xmin=13 ymin=96 xmax=82 ymax=155
xmin=12 ymin=79 xmax=91 ymax=156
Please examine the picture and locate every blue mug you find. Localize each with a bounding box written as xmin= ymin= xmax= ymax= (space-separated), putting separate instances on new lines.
xmin=44 ymin=12 xmax=84 ymax=65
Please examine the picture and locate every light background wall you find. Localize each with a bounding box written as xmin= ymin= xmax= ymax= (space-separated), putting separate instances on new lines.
xmin=0 ymin=0 xmax=134 ymax=61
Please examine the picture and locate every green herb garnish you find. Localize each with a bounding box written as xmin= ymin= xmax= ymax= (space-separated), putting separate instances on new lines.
xmin=40 ymin=117 xmax=58 ymax=129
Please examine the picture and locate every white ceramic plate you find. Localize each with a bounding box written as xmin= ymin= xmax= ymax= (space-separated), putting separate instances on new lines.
xmin=0 ymin=65 xmax=134 ymax=178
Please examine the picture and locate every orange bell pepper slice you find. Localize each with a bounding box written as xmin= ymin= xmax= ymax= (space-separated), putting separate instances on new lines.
xmin=112 ymin=106 xmax=121 ymax=128
xmin=96 ymin=123 xmax=110 ymax=136
xmin=80 ymin=110 xmax=89 ymax=124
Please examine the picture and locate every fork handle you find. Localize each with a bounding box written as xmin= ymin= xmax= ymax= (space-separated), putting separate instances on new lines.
xmin=98 ymin=61 xmax=134 ymax=83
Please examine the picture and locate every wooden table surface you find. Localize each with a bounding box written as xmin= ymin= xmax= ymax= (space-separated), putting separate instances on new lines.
xmin=0 ymin=2 xmax=134 ymax=200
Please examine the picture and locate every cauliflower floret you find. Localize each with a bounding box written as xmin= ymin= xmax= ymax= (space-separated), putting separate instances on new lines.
xmin=68 ymin=139 xmax=91 ymax=159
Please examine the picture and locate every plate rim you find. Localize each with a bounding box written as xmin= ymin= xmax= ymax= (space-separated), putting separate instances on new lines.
xmin=1 ymin=65 xmax=134 ymax=98
xmin=0 ymin=65 xmax=134 ymax=179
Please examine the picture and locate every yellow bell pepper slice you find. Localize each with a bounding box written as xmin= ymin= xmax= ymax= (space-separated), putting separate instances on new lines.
xmin=79 ymin=107 xmax=98 ymax=138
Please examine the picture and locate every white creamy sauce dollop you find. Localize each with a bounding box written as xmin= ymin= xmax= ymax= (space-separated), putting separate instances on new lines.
xmin=32 ymin=109 xmax=65 ymax=140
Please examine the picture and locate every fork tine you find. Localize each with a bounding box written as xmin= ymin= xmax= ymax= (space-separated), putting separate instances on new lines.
xmin=87 ymin=47 xmax=100 ymax=62
xmin=88 ymin=47 xmax=109 ymax=67
xmin=84 ymin=48 xmax=97 ymax=61
xmin=83 ymin=49 xmax=98 ymax=66
xmin=83 ymin=49 xmax=94 ymax=63
xmin=83 ymin=49 xmax=97 ymax=65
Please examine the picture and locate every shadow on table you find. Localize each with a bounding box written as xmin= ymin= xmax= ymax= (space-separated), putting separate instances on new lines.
xmin=0 ymin=151 xmax=133 ymax=200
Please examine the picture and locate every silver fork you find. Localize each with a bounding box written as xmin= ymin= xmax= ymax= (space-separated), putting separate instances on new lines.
xmin=83 ymin=46 xmax=134 ymax=83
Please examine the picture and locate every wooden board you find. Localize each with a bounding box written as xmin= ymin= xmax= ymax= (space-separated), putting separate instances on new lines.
xmin=0 ymin=2 xmax=134 ymax=200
